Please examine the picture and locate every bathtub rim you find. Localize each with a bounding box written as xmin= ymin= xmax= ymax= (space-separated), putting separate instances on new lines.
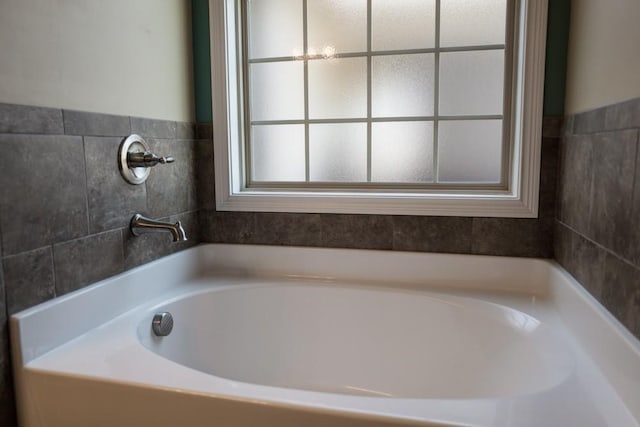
xmin=10 ymin=243 xmax=640 ymax=425
xmin=11 ymin=243 xmax=554 ymax=366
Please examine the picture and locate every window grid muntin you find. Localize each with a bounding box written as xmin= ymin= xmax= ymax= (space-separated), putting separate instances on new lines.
xmin=242 ymin=0 xmax=513 ymax=189
xmin=433 ymin=0 xmax=441 ymax=185
xmin=366 ymin=0 xmax=372 ymax=182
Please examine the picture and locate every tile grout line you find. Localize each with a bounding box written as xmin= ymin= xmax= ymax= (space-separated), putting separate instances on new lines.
xmin=631 ymin=129 xmax=640 ymax=216
xmin=556 ymin=219 xmax=640 ymax=272
xmin=61 ymin=108 xmax=67 ymax=135
xmin=81 ymin=135 xmax=91 ymax=236
xmin=49 ymin=243 xmax=57 ymax=298
xmin=0 ymin=224 xmax=7 ymax=324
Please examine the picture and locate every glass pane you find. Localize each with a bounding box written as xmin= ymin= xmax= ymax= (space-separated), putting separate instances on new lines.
xmin=250 ymin=61 xmax=304 ymax=121
xmin=440 ymin=0 xmax=507 ymax=47
xmin=251 ymin=125 xmax=305 ymax=181
xmin=438 ymin=120 xmax=502 ymax=183
xmin=439 ymin=50 xmax=504 ymax=116
xmin=372 ymin=0 xmax=436 ymax=51
xmin=372 ymin=54 xmax=435 ymax=117
xmin=308 ymin=57 xmax=367 ymax=119
xmin=372 ymin=121 xmax=434 ymax=182
xmin=247 ymin=0 xmax=302 ymax=59
xmin=307 ymin=0 xmax=367 ymax=55
xmin=309 ymin=123 xmax=367 ymax=182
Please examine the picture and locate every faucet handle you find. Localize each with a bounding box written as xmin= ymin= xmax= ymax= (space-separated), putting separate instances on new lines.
xmin=127 ymin=151 xmax=175 ymax=168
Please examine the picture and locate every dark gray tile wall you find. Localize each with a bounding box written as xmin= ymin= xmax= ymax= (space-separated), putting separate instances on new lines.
xmin=0 ymin=253 xmax=15 ymax=427
xmin=555 ymin=97 xmax=640 ymax=340
xmin=0 ymin=134 xmax=89 ymax=255
xmin=0 ymin=103 xmax=201 ymax=426
xmin=200 ymin=117 xmax=561 ymax=261
xmin=84 ymin=136 xmax=148 ymax=233
xmin=1 ymin=97 xmax=636 ymax=423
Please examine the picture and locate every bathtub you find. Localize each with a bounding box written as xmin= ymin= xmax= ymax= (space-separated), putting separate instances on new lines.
xmin=10 ymin=244 xmax=640 ymax=426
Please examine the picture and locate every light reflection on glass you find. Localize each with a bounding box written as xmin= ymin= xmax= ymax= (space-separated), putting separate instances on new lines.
xmin=292 ymin=45 xmax=337 ymax=60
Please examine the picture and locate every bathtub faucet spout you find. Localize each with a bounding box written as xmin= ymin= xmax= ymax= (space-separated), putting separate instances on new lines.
xmin=130 ymin=214 xmax=187 ymax=242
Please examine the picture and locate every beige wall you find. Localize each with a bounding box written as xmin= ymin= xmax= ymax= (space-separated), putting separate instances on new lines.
xmin=0 ymin=0 xmax=194 ymax=122
xmin=565 ymin=0 xmax=640 ymax=114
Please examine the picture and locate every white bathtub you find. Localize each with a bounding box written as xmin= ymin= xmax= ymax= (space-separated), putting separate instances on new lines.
xmin=11 ymin=244 xmax=640 ymax=426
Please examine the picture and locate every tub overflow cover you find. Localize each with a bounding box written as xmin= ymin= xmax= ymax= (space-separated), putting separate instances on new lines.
xmin=152 ymin=312 xmax=174 ymax=337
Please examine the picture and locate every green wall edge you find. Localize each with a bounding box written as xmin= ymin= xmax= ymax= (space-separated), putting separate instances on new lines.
xmin=543 ymin=0 xmax=571 ymax=116
xmin=192 ymin=0 xmax=212 ymax=123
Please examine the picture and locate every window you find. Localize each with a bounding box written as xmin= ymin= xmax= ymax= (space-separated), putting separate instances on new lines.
xmin=210 ymin=0 xmax=548 ymax=217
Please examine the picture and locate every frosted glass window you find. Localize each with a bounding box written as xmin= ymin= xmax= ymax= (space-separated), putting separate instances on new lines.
xmin=250 ymin=61 xmax=304 ymax=121
xmin=440 ymin=0 xmax=507 ymax=47
xmin=438 ymin=120 xmax=502 ymax=183
xmin=251 ymin=125 xmax=305 ymax=181
xmin=247 ymin=0 xmax=302 ymax=59
xmin=307 ymin=0 xmax=367 ymax=55
xmin=242 ymin=0 xmax=513 ymax=189
xmin=439 ymin=50 xmax=505 ymax=116
xmin=372 ymin=122 xmax=434 ymax=182
xmin=372 ymin=0 xmax=436 ymax=51
xmin=309 ymin=123 xmax=367 ymax=182
xmin=308 ymin=57 xmax=367 ymax=119
xmin=372 ymin=54 xmax=435 ymax=117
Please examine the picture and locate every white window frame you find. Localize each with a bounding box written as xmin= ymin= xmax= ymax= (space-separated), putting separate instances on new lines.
xmin=210 ymin=0 xmax=548 ymax=218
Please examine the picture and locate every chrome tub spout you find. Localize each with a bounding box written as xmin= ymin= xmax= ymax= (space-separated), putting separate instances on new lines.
xmin=130 ymin=214 xmax=187 ymax=242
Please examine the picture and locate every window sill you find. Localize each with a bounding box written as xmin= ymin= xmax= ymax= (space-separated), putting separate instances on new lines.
xmin=215 ymin=189 xmax=539 ymax=218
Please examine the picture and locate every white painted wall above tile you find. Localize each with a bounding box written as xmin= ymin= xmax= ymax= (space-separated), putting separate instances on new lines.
xmin=0 ymin=0 xmax=195 ymax=122
xmin=565 ymin=0 xmax=640 ymax=114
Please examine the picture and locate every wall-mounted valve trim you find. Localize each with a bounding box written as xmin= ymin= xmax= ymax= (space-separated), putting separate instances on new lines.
xmin=118 ymin=134 xmax=175 ymax=185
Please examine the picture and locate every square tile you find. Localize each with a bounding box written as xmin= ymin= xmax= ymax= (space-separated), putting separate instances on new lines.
xmin=604 ymin=97 xmax=640 ymax=131
xmin=146 ymin=139 xmax=197 ymax=218
xmin=0 ymin=353 xmax=16 ymax=427
xmin=393 ymin=216 xmax=472 ymax=254
xmin=542 ymin=116 xmax=563 ymax=138
xmin=195 ymin=139 xmax=216 ymax=210
xmin=631 ymin=136 xmax=640 ymax=267
xmin=53 ymin=230 xmax=124 ymax=295
xmin=0 ymin=103 xmax=63 ymax=134
xmin=553 ymin=221 xmax=572 ymax=268
xmin=201 ymin=210 xmax=255 ymax=244
xmin=123 ymin=224 xmax=173 ymax=270
xmin=588 ymin=130 xmax=637 ymax=256
xmin=196 ymin=123 xmax=213 ymax=140
xmin=321 ymin=214 xmax=392 ymax=250
xmin=557 ymin=134 xmax=594 ymax=236
xmin=573 ymin=106 xmax=606 ymax=135
xmin=253 ymin=213 xmax=322 ymax=247
xmin=131 ymin=117 xmax=177 ymax=139
xmin=562 ymin=115 xmax=574 ymax=137
xmin=471 ymin=218 xmax=553 ymax=258
xmin=0 ymin=134 xmax=88 ymax=255
xmin=84 ymin=137 xmax=148 ymax=233
xmin=2 ymin=247 xmax=55 ymax=315
xmin=569 ymin=232 xmax=607 ymax=300
xmin=63 ymin=110 xmax=130 ymax=136
xmin=539 ymin=137 xmax=559 ymax=219
xmin=176 ymin=122 xmax=196 ymax=139
xmin=602 ymin=254 xmax=640 ymax=331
